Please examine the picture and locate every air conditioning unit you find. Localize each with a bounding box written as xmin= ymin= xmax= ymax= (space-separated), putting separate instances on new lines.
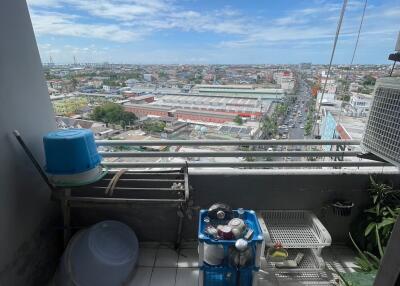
xmin=362 ymin=78 xmax=400 ymax=167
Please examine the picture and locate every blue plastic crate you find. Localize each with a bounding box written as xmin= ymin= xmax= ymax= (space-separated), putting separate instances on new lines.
xmin=201 ymin=265 xmax=254 ymax=286
xmin=198 ymin=209 xmax=264 ymax=269
xmin=198 ymin=209 xmax=263 ymax=245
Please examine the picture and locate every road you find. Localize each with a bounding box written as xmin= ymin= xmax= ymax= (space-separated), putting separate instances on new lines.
xmin=286 ymin=80 xmax=312 ymax=161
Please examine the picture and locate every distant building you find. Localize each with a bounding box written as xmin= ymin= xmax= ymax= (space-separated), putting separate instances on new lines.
xmin=121 ymin=90 xmax=137 ymax=98
xmin=273 ymin=71 xmax=296 ymax=94
xmin=320 ymin=101 xmax=369 ymax=146
xmin=124 ymin=103 xmax=249 ymax=124
xmin=143 ymin=74 xmax=153 ymax=82
xmin=319 ymin=71 xmax=337 ymax=94
xmin=129 ymin=95 xmax=155 ymax=104
xmin=55 ymin=116 xmax=118 ymax=139
xmin=299 ymin=63 xmax=312 ymax=69
xmin=153 ymin=94 xmax=267 ymax=118
xmin=349 ymin=93 xmax=372 ymax=112
xmin=317 ymin=92 xmax=336 ymax=106
xmin=125 ymin=79 xmax=139 ymax=87
xmin=102 ymin=85 xmax=111 ymax=92
xmin=191 ymin=84 xmax=285 ymax=100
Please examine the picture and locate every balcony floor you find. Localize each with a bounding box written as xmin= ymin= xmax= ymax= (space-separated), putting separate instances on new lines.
xmin=127 ymin=242 xmax=357 ymax=286
xmin=48 ymin=241 xmax=357 ymax=285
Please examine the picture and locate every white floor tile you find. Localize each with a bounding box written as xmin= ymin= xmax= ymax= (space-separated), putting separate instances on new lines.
xmin=149 ymin=268 xmax=176 ymax=286
xmin=128 ymin=267 xmax=152 ymax=286
xmin=179 ymin=240 xmax=197 ymax=249
xmin=155 ymin=248 xmax=179 ymax=267
xmin=175 ymin=268 xmax=199 ymax=286
xmin=178 ymin=248 xmax=199 ymax=268
xmin=138 ymin=248 xmax=157 ymax=267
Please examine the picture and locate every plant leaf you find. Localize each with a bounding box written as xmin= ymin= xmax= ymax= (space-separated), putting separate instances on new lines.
xmin=365 ymin=223 xmax=375 ymax=236
xmin=355 ymin=257 xmax=370 ymax=271
xmin=375 ymin=225 xmax=384 ymax=259
xmin=386 ymin=206 xmax=396 ymax=217
xmin=349 ymin=232 xmax=374 ymax=270
xmin=364 ymin=251 xmax=380 ymax=268
xmin=378 ymin=218 xmax=395 ymax=229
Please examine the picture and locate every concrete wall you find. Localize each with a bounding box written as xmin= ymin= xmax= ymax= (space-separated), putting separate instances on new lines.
xmin=0 ymin=0 xmax=60 ymax=285
xmin=71 ymin=170 xmax=400 ymax=244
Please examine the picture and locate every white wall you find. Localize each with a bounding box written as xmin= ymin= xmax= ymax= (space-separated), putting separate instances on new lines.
xmin=0 ymin=0 xmax=57 ymax=284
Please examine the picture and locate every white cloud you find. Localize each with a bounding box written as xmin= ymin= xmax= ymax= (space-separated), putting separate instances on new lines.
xmin=382 ymin=8 xmax=400 ymax=18
xmin=64 ymin=0 xmax=171 ymax=21
xmin=27 ymin=0 xmax=62 ymax=7
xmin=30 ymin=11 xmax=142 ymax=42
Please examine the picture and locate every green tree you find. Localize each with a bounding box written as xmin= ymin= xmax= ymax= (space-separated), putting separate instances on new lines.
xmin=71 ymin=77 xmax=78 ymax=91
xmin=234 ymin=115 xmax=243 ymax=125
xmin=274 ymin=103 xmax=288 ymax=117
xmin=91 ymin=103 xmax=137 ymax=127
xmin=262 ymin=116 xmax=278 ymax=138
xmin=142 ymin=121 xmax=166 ymax=133
xmin=362 ymin=75 xmax=376 ymax=86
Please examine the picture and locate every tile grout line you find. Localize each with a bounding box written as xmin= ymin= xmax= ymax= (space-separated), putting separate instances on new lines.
xmin=147 ymin=244 xmax=160 ymax=286
xmin=173 ymin=247 xmax=181 ymax=286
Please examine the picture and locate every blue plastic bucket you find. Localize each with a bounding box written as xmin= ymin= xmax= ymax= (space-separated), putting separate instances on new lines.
xmin=43 ymin=129 xmax=101 ymax=175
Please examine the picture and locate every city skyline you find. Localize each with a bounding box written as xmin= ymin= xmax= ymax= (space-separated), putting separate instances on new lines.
xmin=28 ymin=0 xmax=400 ymax=64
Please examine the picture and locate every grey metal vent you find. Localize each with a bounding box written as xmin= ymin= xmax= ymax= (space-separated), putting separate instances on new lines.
xmin=362 ymin=77 xmax=400 ymax=167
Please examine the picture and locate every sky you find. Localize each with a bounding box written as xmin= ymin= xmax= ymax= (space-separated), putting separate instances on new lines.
xmin=27 ymin=0 xmax=400 ymax=64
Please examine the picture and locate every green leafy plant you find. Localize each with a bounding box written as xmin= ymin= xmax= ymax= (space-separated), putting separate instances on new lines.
xmin=349 ymin=177 xmax=400 ymax=274
xmin=363 ymin=177 xmax=400 ymax=257
xmin=349 ymin=232 xmax=380 ymax=272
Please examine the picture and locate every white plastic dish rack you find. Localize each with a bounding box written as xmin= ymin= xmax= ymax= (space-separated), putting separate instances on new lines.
xmin=262 ymin=248 xmax=325 ymax=273
xmin=257 ymin=210 xmax=332 ymax=250
xmin=252 ymin=271 xmax=334 ymax=286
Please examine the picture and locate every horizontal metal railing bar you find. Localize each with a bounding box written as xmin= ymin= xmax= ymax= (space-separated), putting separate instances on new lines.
xmin=99 ymin=151 xmax=359 ymax=158
xmin=107 ymin=171 xmax=183 ymax=175
xmin=92 ymin=186 xmax=181 ymax=191
xmin=96 ymin=139 xmax=360 ymax=146
xmin=102 ymin=161 xmax=390 ymax=168
xmin=65 ymin=196 xmax=185 ymax=203
xmin=102 ymin=178 xmax=185 ymax=182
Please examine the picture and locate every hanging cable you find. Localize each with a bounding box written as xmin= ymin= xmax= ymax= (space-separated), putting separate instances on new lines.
xmin=349 ymin=0 xmax=368 ymax=66
xmin=313 ymin=0 xmax=348 ymax=136
xmin=338 ymin=0 xmax=368 ymax=124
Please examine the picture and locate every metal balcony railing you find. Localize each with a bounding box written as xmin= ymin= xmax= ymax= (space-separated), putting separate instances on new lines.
xmin=96 ymin=139 xmax=393 ymax=169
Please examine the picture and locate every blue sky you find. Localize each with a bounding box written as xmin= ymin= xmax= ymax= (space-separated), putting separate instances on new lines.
xmin=27 ymin=0 xmax=400 ymax=64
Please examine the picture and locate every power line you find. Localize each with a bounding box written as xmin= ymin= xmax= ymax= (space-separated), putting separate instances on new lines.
xmin=350 ymin=0 xmax=368 ymax=66
xmin=313 ymin=0 xmax=348 ymax=136
xmin=338 ymin=0 xmax=368 ymax=125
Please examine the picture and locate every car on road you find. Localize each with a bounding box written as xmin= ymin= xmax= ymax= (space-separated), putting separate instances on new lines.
xmin=300 ymin=125 xmax=304 ymax=129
